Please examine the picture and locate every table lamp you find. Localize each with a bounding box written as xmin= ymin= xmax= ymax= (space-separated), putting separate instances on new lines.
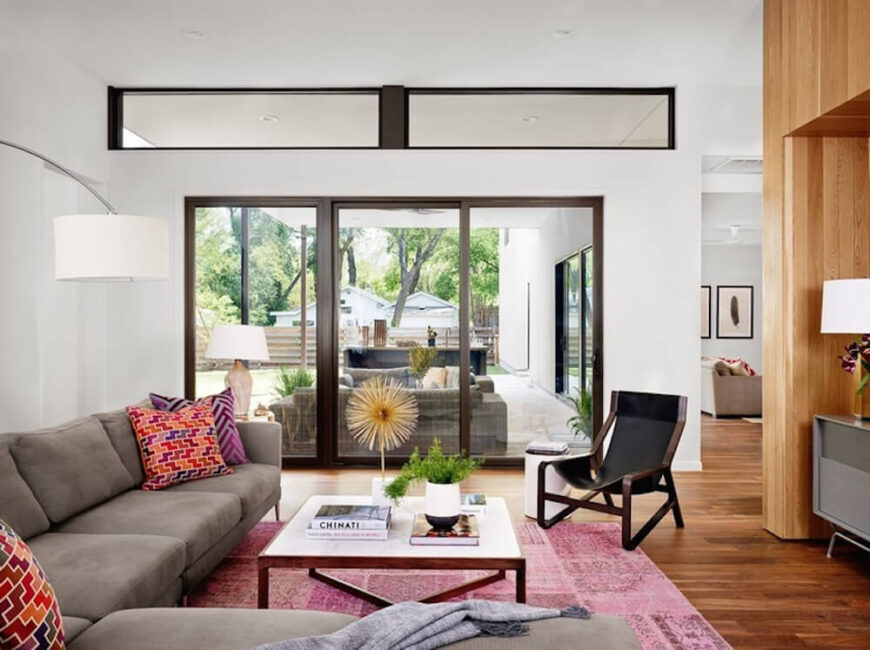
xmin=821 ymin=279 xmax=870 ymax=419
xmin=206 ymin=324 xmax=270 ymax=416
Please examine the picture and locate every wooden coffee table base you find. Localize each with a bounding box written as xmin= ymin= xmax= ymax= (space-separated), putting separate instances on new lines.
xmin=258 ymin=557 xmax=526 ymax=609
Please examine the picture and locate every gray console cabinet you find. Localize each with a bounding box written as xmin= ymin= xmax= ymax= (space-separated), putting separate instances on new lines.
xmin=813 ymin=415 xmax=870 ymax=556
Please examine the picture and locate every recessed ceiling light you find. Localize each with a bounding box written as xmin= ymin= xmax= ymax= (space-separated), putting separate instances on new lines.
xmin=260 ymin=114 xmax=280 ymax=123
xmin=182 ymin=28 xmax=206 ymax=40
xmin=520 ymin=115 xmax=540 ymax=124
xmin=550 ymin=29 xmax=572 ymax=39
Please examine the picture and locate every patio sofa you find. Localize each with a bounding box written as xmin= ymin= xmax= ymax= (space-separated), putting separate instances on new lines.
xmin=270 ymin=368 xmax=508 ymax=457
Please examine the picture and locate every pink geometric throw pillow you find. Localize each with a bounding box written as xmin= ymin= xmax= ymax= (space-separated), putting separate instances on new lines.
xmin=127 ymin=403 xmax=232 ymax=490
xmin=149 ymin=388 xmax=250 ymax=465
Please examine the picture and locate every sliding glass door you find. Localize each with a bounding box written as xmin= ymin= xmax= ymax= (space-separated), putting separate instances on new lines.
xmin=186 ymin=197 xmax=602 ymax=466
xmin=334 ymin=204 xmax=462 ymax=460
xmin=555 ymin=243 xmax=597 ymax=441
xmin=189 ymin=202 xmax=318 ymax=460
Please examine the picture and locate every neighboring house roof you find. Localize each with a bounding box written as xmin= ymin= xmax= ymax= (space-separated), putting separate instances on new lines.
xmin=270 ymin=285 xmax=388 ymax=317
xmin=341 ymin=285 xmax=389 ymax=307
xmin=383 ymin=291 xmax=458 ymax=311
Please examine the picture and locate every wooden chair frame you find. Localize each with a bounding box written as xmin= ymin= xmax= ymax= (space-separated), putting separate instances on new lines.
xmin=537 ymin=391 xmax=687 ymax=550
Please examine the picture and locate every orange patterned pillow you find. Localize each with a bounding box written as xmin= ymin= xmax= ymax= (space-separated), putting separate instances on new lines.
xmin=127 ymin=403 xmax=232 ymax=491
xmin=0 ymin=519 xmax=64 ymax=649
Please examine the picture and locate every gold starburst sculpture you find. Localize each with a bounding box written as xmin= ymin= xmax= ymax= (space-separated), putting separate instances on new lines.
xmin=346 ymin=376 xmax=419 ymax=479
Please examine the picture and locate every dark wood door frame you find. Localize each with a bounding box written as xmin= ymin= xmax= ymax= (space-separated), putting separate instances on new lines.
xmin=184 ymin=196 xmax=603 ymax=468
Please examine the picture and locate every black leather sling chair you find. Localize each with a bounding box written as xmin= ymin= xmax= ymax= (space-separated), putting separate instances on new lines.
xmin=537 ymin=390 xmax=688 ymax=550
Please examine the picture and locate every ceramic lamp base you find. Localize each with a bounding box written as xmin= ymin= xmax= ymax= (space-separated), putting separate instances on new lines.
xmin=225 ymin=359 xmax=253 ymax=416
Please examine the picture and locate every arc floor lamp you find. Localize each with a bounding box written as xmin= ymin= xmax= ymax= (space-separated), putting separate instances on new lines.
xmin=0 ymin=138 xmax=167 ymax=281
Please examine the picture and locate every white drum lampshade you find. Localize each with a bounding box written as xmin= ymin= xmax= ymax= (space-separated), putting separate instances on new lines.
xmin=206 ymin=325 xmax=271 ymax=416
xmin=54 ymin=214 xmax=169 ymax=281
xmin=821 ymin=279 xmax=870 ymax=333
xmin=206 ymin=324 xmax=271 ymax=362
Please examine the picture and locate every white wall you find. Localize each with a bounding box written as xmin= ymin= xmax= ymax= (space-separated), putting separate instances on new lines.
xmin=105 ymin=84 xmax=704 ymax=470
xmin=529 ymin=208 xmax=594 ymax=394
xmin=499 ymin=209 xmax=594 ymax=390
xmin=0 ymin=14 xmax=108 ymax=430
xmin=498 ymin=228 xmax=534 ymax=371
xmin=701 ymin=245 xmax=763 ymax=372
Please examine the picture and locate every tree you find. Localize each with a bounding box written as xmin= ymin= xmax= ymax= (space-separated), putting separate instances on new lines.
xmin=338 ymin=228 xmax=357 ymax=286
xmin=427 ymin=228 xmax=500 ymax=325
xmin=386 ymin=228 xmax=445 ymax=326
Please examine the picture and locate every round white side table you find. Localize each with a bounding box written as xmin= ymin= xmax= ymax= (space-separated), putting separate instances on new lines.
xmin=524 ymin=449 xmax=572 ymax=520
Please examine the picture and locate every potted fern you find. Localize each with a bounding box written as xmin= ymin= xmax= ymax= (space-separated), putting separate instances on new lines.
xmin=384 ymin=439 xmax=481 ymax=531
xmin=274 ymin=366 xmax=314 ymax=397
xmin=567 ymin=387 xmax=593 ymax=441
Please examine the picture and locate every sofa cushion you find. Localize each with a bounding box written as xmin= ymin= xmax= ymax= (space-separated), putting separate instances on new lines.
xmin=56 ymin=490 xmax=242 ymax=566
xmin=9 ymin=417 xmax=136 ymax=523
xmin=63 ymin=617 xmax=92 ymax=644
xmin=67 ymin=608 xmax=357 ymax=650
xmin=0 ymin=520 xmax=65 ymax=650
xmin=149 ymin=388 xmax=250 ymax=465
xmin=421 ymin=366 xmax=448 ymax=389
xmin=346 ymin=366 xmax=412 ymax=388
xmin=127 ymin=403 xmax=232 ymax=490
xmin=94 ymin=408 xmax=145 ymax=485
xmin=28 ymin=533 xmax=185 ymax=622
xmin=0 ymin=437 xmax=50 ymax=539
xmin=165 ymin=462 xmax=280 ymax=515
xmin=66 ymin=609 xmax=640 ymax=650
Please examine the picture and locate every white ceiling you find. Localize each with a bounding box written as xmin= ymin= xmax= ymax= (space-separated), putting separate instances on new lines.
xmin=0 ymin=0 xmax=762 ymax=87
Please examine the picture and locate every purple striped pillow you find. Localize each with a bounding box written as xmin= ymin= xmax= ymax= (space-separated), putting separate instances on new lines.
xmin=148 ymin=388 xmax=249 ymax=465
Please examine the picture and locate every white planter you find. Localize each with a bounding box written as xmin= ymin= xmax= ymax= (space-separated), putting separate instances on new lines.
xmin=371 ymin=477 xmax=393 ymax=507
xmin=424 ymin=481 xmax=461 ymax=530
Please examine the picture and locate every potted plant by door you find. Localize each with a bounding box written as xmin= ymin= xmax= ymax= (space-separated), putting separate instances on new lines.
xmin=384 ymin=439 xmax=481 ymax=531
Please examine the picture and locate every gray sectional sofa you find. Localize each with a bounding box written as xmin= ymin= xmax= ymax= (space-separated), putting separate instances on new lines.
xmin=0 ymin=406 xmax=282 ymax=643
xmin=1 ymin=405 xmax=639 ymax=649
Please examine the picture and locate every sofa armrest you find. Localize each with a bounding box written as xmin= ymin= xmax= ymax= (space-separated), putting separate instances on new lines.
xmin=236 ymin=421 xmax=282 ymax=468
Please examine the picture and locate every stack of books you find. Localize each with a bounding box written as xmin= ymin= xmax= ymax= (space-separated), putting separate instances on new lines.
xmin=525 ymin=440 xmax=569 ymax=455
xmin=409 ymin=514 xmax=480 ymax=546
xmin=305 ymin=504 xmax=391 ymax=540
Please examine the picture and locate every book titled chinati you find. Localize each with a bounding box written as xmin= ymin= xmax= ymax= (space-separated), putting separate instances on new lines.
xmin=409 ymin=514 xmax=480 ymax=546
xmin=311 ymin=504 xmax=391 ymax=530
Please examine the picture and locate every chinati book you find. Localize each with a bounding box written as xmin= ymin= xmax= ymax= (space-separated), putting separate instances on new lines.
xmin=311 ymin=505 xmax=391 ymax=530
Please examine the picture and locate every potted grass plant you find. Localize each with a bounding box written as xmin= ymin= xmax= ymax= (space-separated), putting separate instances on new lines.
xmin=384 ymin=439 xmax=481 ymax=531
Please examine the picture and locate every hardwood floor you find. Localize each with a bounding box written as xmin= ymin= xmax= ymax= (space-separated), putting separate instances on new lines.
xmin=280 ymin=417 xmax=870 ymax=648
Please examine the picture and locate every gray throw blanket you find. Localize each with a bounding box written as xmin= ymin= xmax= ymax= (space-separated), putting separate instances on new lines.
xmin=255 ymin=599 xmax=590 ymax=650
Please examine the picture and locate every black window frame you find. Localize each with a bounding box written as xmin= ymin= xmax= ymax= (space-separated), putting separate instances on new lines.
xmin=185 ymin=196 xmax=604 ymax=469
xmin=109 ymin=86 xmax=675 ymax=151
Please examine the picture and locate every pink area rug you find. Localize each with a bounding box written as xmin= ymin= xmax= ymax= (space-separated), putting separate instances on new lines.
xmin=190 ymin=521 xmax=730 ymax=649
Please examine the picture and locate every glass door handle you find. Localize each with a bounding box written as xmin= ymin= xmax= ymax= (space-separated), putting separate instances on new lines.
xmin=592 ymin=350 xmax=602 ymax=379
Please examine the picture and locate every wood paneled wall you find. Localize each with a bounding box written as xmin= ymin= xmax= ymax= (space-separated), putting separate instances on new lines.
xmin=764 ymin=0 xmax=870 ymax=538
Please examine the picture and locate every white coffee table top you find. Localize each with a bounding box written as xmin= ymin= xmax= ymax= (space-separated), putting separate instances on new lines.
xmin=262 ymin=495 xmax=522 ymax=560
